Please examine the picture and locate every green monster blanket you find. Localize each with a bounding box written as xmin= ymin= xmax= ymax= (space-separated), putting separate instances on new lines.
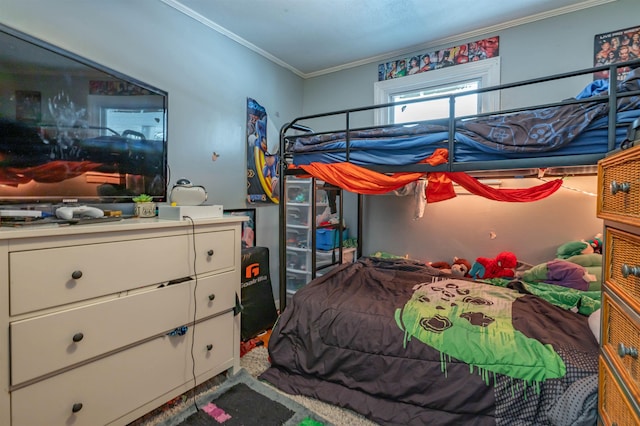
xmin=395 ymin=279 xmax=566 ymax=386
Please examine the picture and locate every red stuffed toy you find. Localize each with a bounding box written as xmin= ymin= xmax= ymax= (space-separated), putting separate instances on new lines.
xmin=469 ymin=251 xmax=518 ymax=279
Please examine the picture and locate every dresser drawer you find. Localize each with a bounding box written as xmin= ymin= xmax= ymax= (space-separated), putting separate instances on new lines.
xmin=604 ymin=228 xmax=640 ymax=312
xmin=192 ymin=229 xmax=237 ymax=276
xmin=192 ymin=312 xmax=235 ymax=378
xmin=599 ymin=357 xmax=640 ymax=426
xmin=10 ymin=313 xmax=234 ymax=426
xmin=10 ymin=271 xmax=236 ymax=386
xmin=9 ymin=229 xmax=236 ymax=315
xmin=601 ymin=292 xmax=640 ymax=405
xmin=9 ymin=235 xmax=190 ymax=315
xmin=598 ymin=145 xmax=640 ymax=227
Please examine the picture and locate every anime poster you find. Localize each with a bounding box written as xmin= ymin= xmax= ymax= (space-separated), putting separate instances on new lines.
xmin=378 ymin=36 xmax=499 ymax=81
xmin=594 ymin=25 xmax=640 ymax=81
xmin=246 ymin=98 xmax=279 ymax=204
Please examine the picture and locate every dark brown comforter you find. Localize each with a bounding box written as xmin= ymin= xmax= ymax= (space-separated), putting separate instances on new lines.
xmin=260 ymin=257 xmax=599 ymax=426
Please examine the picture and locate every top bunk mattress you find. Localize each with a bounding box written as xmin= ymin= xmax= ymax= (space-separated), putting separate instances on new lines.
xmin=286 ymin=68 xmax=640 ymax=169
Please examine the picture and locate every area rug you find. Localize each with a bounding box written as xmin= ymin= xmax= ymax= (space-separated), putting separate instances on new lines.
xmin=155 ymin=369 xmax=330 ymax=426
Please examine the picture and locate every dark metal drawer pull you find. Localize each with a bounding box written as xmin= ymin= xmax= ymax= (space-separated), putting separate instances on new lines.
xmin=621 ymin=264 xmax=640 ymax=278
xmin=71 ymin=270 xmax=83 ymax=280
xmin=610 ymin=180 xmax=631 ymax=195
xmin=207 ymin=249 xmax=214 ymax=256
xmin=206 ymin=344 xmax=213 ymax=351
xmin=72 ymin=332 xmax=84 ymax=343
xmin=208 ymin=294 xmax=216 ymax=301
xmin=618 ymin=342 xmax=638 ymax=358
xmin=72 ymin=402 xmax=83 ymax=413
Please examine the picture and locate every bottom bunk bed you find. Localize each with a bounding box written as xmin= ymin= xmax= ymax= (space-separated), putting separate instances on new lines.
xmin=260 ymin=257 xmax=599 ymax=426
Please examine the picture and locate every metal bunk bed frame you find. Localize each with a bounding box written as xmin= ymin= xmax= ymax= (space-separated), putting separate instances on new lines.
xmin=277 ymin=60 xmax=640 ymax=311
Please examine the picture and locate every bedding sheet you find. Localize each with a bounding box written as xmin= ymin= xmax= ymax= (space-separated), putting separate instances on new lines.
xmin=260 ymin=257 xmax=599 ymax=426
xmin=287 ymin=69 xmax=640 ymax=167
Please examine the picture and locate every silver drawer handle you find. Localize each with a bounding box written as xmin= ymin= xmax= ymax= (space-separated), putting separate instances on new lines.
xmin=618 ymin=342 xmax=638 ymax=358
xmin=610 ymin=180 xmax=631 ymax=195
xmin=621 ymin=264 xmax=640 ymax=278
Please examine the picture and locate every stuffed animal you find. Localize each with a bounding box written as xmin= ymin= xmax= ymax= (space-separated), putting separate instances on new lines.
xmin=450 ymin=257 xmax=472 ymax=278
xmin=587 ymin=234 xmax=603 ymax=254
xmin=469 ymin=251 xmax=518 ymax=280
xmin=519 ymin=259 xmax=597 ymax=291
xmin=429 ymin=261 xmax=452 ymax=270
xmin=556 ymin=234 xmax=603 ymax=259
xmin=429 ymin=257 xmax=472 ymax=278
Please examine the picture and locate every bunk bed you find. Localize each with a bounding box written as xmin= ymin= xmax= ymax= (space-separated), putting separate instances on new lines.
xmin=264 ymin=61 xmax=640 ymax=426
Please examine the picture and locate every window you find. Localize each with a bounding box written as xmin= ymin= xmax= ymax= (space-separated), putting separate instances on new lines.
xmin=373 ymin=57 xmax=500 ymax=125
xmin=105 ymin=108 xmax=165 ymax=140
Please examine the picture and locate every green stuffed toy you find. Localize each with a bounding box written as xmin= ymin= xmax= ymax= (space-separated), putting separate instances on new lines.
xmin=556 ymin=241 xmax=593 ymax=259
xmin=556 ymin=235 xmax=603 ymax=259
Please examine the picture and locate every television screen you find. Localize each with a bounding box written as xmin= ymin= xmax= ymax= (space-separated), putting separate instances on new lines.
xmin=0 ymin=24 xmax=168 ymax=205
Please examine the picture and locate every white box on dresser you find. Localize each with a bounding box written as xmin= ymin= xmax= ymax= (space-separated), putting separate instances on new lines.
xmin=0 ymin=216 xmax=245 ymax=426
xmin=597 ymin=145 xmax=640 ymax=426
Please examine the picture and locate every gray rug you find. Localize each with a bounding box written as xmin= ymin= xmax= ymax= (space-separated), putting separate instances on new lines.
xmin=156 ymin=369 xmax=330 ymax=426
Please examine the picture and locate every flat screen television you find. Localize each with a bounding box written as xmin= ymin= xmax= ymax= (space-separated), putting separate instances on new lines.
xmin=0 ymin=24 xmax=168 ymax=206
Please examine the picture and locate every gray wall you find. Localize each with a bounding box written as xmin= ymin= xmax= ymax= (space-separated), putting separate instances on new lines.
xmin=301 ymin=0 xmax=640 ymax=266
xmin=1 ymin=0 xmax=303 ymax=293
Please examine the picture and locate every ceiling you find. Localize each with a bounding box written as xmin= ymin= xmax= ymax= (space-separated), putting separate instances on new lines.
xmin=162 ymin=0 xmax=613 ymax=78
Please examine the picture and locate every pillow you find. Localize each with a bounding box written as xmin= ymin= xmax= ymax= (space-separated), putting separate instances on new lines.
xmin=520 ymin=259 xmax=594 ymax=291
xmin=566 ymin=254 xmax=602 ymax=291
xmin=588 ymin=309 xmax=601 ymax=343
xmin=565 ymin=253 xmax=602 ymax=267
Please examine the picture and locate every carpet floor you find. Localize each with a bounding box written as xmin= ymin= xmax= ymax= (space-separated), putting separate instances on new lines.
xmin=130 ymin=346 xmax=376 ymax=426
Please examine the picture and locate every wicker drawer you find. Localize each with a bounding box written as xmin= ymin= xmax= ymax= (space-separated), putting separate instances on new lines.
xmin=598 ymin=145 xmax=640 ymax=227
xmin=604 ymin=228 xmax=640 ymax=312
xmin=601 ymin=292 xmax=640 ymax=406
xmin=599 ymin=357 xmax=640 ymax=426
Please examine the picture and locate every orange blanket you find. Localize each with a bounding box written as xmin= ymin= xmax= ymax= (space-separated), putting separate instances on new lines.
xmin=295 ymin=148 xmax=562 ymax=202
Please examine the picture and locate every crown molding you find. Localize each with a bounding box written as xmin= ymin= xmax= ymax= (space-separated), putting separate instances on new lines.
xmin=159 ymin=0 xmax=305 ymax=78
xmin=163 ymin=0 xmax=616 ymax=79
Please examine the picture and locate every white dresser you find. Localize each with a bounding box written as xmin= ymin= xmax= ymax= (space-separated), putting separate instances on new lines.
xmin=0 ymin=216 xmax=244 ymax=426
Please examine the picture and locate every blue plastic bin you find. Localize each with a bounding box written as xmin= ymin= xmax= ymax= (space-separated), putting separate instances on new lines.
xmin=316 ymin=228 xmax=349 ymax=250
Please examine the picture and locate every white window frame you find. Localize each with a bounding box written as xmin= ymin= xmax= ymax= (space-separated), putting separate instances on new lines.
xmin=373 ymin=56 xmax=501 ymax=125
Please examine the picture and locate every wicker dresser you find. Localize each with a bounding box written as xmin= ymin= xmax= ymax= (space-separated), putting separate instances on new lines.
xmin=597 ymin=145 xmax=640 ymax=425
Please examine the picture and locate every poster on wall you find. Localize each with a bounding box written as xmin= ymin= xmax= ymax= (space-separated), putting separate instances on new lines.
xmin=377 ymin=36 xmax=499 ymax=81
xmin=15 ymin=90 xmax=41 ymax=122
xmin=594 ymin=25 xmax=640 ymax=81
xmin=225 ymin=208 xmax=256 ymax=248
xmin=246 ymin=98 xmax=279 ymax=204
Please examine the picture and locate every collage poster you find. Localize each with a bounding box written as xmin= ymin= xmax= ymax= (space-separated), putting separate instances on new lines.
xmin=378 ymin=36 xmax=499 ymax=81
xmin=246 ymin=97 xmax=279 ymax=204
xmin=594 ymin=25 xmax=640 ymax=81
